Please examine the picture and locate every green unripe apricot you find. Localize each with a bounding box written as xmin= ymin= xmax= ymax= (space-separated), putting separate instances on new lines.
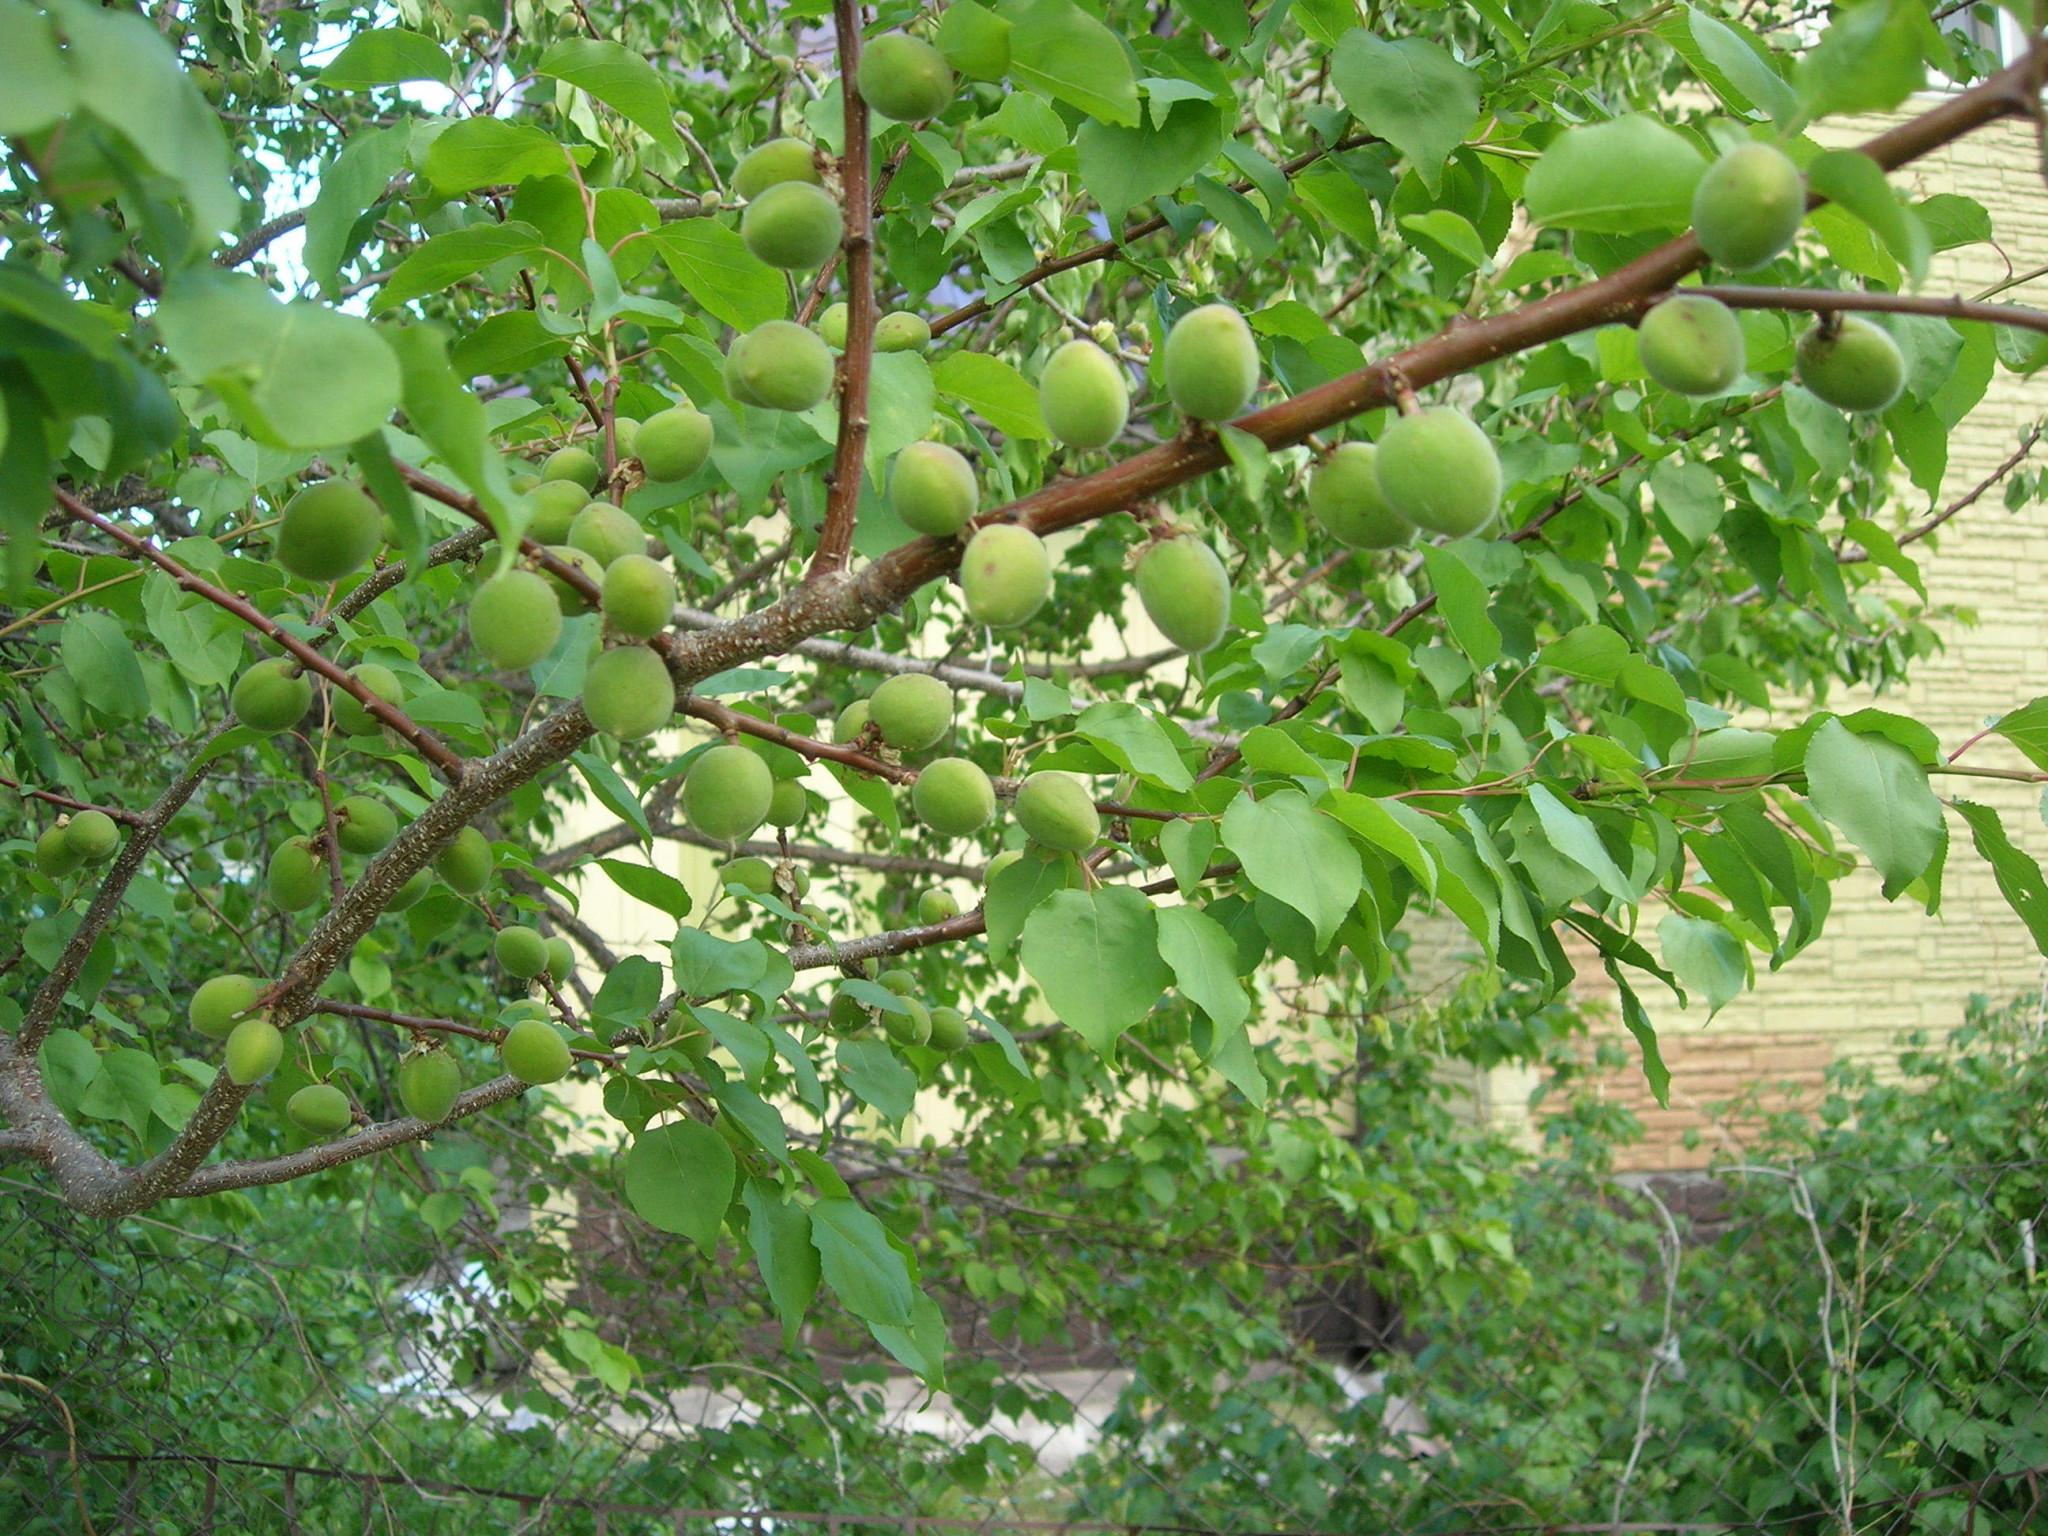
xmin=1637 ymin=294 xmax=1747 ymax=396
xmin=35 ymin=825 xmax=81 ymax=879
xmin=684 ymin=743 xmax=775 ymax=842
xmin=918 ymin=888 xmax=959 ymax=924
xmin=503 ymin=999 xmax=550 ymax=1024
xmin=1135 ymin=535 xmax=1230 ymax=655
xmin=984 ymin=848 xmax=1022 ymax=887
xmin=545 ymin=935 xmax=575 ymax=980
xmin=335 ymin=795 xmax=398 ymax=855
xmin=468 ymin=570 xmax=563 ymax=669
xmin=927 ymin=1004 xmax=969 ymax=1051
xmin=275 ymin=479 xmax=382 ymax=583
xmin=398 ymin=1048 xmax=461 ymax=1124
xmin=581 ymin=645 xmax=674 ymax=740
xmin=64 ymin=809 xmax=120 ymax=863
xmin=287 ymin=1083 xmax=353 ymax=1136
xmin=1039 ymin=339 xmax=1128 ymax=450
xmin=600 ymin=554 xmax=677 ymax=639
xmin=1795 ymin=316 xmax=1905 ymax=414
xmin=721 ymin=856 xmax=774 ymax=894
xmin=1162 ymin=304 xmax=1259 ymax=422
xmin=1309 ymin=442 xmax=1410 ymax=550
xmin=890 ymin=441 xmax=978 ymax=537
xmin=527 ymin=478 xmax=590 ymax=543
xmin=879 ymin=967 xmax=916 ymax=996
xmin=635 ymin=406 xmax=713 ymax=482
xmin=568 ymin=501 xmax=644 ymax=569
xmin=333 ymin=663 xmax=404 ymax=736
xmin=386 ymin=867 xmax=434 ymax=911
xmin=820 ymin=302 xmax=848 ymax=349
xmin=543 ymin=445 xmax=602 ymax=491
xmin=1692 ymin=142 xmax=1805 ymax=272
xmin=501 ymin=1016 xmax=572 ymax=1084
xmin=232 ymin=657 xmax=314 ymax=734
xmin=742 ymin=180 xmax=844 ymax=270
xmin=869 ymin=672 xmax=952 ymax=750
xmin=1374 ymin=407 xmax=1501 ymax=539
xmin=190 ymin=973 xmax=264 ymax=1040
xmin=960 ymin=523 xmax=1052 ymax=628
xmin=835 ymin=699 xmax=871 ymax=744
xmin=766 ymin=778 xmax=807 ymax=827
xmin=734 ymin=137 xmax=822 ymax=200
xmin=912 ymin=756 xmax=996 ymax=837
xmin=884 ymin=995 xmax=932 ymax=1047
xmin=829 ymin=988 xmax=870 ymax=1033
xmin=495 ymin=924 xmax=548 ymax=979
xmin=224 ymin=1016 xmax=283 ymax=1086
xmin=268 ymin=837 xmax=324 ymax=910
xmin=874 ymin=311 xmax=930 ymax=353
xmin=433 ymin=827 xmax=490 ymax=896
xmin=857 ymin=32 xmax=955 ymax=121
xmin=1014 ymin=771 xmax=1099 ymax=852
xmin=612 ymin=418 xmax=640 ymax=460
xmin=725 ymin=321 xmax=834 ymax=412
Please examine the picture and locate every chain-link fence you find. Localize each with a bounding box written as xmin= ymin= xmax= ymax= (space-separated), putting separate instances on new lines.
xmin=4 ymin=1012 xmax=2045 ymax=1535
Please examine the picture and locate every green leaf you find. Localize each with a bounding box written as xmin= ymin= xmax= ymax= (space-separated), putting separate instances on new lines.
xmin=743 ymin=1180 xmax=819 ymax=1344
xmin=937 ymin=0 xmax=1014 ymax=79
xmin=53 ymin=0 xmax=236 ymax=245
xmin=1952 ymin=800 xmax=2048 ymax=958
xmin=1657 ymin=913 xmax=1748 ymax=1018
xmin=621 ymin=1119 xmax=735 ymax=1252
xmin=573 ymin=751 xmax=651 ymax=842
xmin=985 ymin=847 xmax=1072 ymax=962
xmin=305 ymin=125 xmax=410 ymax=298
xmin=1420 ymin=544 xmax=1500 ymax=667
xmin=835 ymin=1039 xmax=918 ymax=1125
xmin=1075 ymin=701 xmax=1192 ymax=791
xmin=1159 ymin=818 xmax=1216 ymax=898
xmin=672 ymin=929 xmax=771 ymax=1002
xmin=1019 ymin=887 xmax=1170 ymax=1056
xmin=596 ymin=858 xmax=693 ymax=920
xmin=1219 ymin=789 xmax=1361 ymax=951
xmin=38 ymin=1029 xmax=101 ymax=1117
xmin=1527 ymin=785 xmax=1640 ymax=904
xmin=1605 ymin=965 xmax=1671 ymax=1106
xmin=1329 ymin=31 xmax=1479 ymax=196
xmin=385 ymin=323 xmax=521 ymax=534
xmin=650 ymin=221 xmax=788 ymax=331
xmin=1076 ymin=98 xmax=1224 ymax=225
xmin=1005 ymin=0 xmax=1140 ymax=126
xmin=1323 ymin=791 xmax=1436 ymax=898
xmin=1992 ymin=697 xmax=2048 ymax=773
xmin=60 ymin=611 xmax=147 ymax=719
xmin=1802 ymin=716 xmax=1943 ymax=899
xmin=317 ymin=28 xmax=453 ymax=89
xmin=862 ymin=353 xmax=936 ymax=479
xmin=537 ymin=38 xmax=683 ymax=154
xmin=157 ymin=274 xmax=400 ymax=450
xmin=810 ymin=1197 xmax=914 ymax=1326
xmin=1683 ymin=6 xmax=1797 ymax=125
xmin=369 ymin=223 xmax=545 ymax=314
xmin=0 ymin=2 xmax=74 ymax=137
xmin=1796 ymin=0 xmax=1930 ymax=120
xmin=932 ymin=352 xmax=1048 ymax=440
xmin=1155 ymin=904 xmax=1249 ymax=1035
xmin=1807 ymin=150 xmax=1929 ymax=286
xmin=421 ymin=118 xmax=579 ymax=194
xmin=1539 ymin=624 xmax=1629 ymax=684
xmin=1524 ymin=116 xmax=1705 ymax=235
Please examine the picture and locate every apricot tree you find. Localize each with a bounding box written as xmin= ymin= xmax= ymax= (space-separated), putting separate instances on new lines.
xmin=1 ymin=0 xmax=2045 ymax=1381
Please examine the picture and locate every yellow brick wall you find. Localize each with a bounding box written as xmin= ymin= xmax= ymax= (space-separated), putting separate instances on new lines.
xmin=1492 ymin=106 xmax=2048 ymax=1170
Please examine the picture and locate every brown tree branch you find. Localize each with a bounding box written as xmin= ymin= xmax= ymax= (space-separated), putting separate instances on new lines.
xmin=808 ymin=0 xmax=876 ymax=581
xmin=1682 ymin=283 xmax=2048 ymax=336
xmin=53 ymin=491 xmax=467 ymax=780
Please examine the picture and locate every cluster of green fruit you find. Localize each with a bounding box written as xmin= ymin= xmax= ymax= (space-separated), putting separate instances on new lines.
xmin=828 ymin=964 xmax=972 ymax=1052
xmin=32 ymin=807 xmax=121 ymax=878
xmin=190 ymin=954 xmax=576 ymax=1139
xmin=1633 ymin=144 xmax=1905 ymax=414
